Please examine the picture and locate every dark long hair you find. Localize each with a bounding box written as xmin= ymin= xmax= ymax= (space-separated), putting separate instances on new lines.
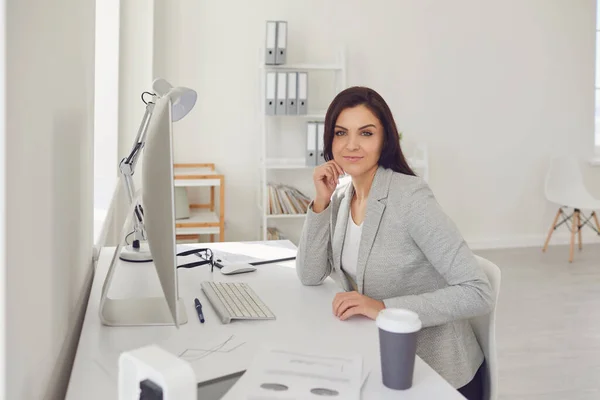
xmin=323 ymin=86 xmax=416 ymax=176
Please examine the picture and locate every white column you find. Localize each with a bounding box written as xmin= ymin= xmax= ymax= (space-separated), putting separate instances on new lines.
xmin=107 ymin=0 xmax=155 ymax=245
xmin=94 ymin=0 xmax=120 ymax=246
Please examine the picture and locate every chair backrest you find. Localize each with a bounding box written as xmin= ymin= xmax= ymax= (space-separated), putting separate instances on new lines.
xmin=471 ymin=255 xmax=502 ymax=400
xmin=544 ymin=156 xmax=584 ymax=205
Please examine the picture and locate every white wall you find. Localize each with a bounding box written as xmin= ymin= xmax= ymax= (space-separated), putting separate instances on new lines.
xmin=0 ymin=0 xmax=6 ymax=397
xmin=118 ymin=0 xmax=154 ymax=169
xmin=155 ymin=0 xmax=600 ymax=248
xmin=5 ymin=0 xmax=95 ymax=398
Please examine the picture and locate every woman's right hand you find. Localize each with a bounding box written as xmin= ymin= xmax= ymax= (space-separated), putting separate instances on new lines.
xmin=312 ymin=160 xmax=344 ymax=212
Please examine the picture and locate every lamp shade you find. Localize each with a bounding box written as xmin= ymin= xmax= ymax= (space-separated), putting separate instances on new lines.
xmin=151 ymin=78 xmax=197 ymax=121
xmin=168 ymin=86 xmax=197 ymax=121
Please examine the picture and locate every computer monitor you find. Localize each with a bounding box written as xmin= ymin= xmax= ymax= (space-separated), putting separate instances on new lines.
xmin=98 ymin=94 xmax=187 ymax=327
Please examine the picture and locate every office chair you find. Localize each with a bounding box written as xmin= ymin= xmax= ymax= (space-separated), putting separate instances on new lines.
xmin=542 ymin=156 xmax=600 ymax=262
xmin=471 ymin=255 xmax=502 ymax=400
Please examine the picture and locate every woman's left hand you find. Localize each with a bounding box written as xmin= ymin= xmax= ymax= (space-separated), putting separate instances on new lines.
xmin=332 ymin=291 xmax=385 ymax=320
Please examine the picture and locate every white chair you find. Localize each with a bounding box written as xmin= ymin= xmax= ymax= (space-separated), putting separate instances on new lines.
xmin=471 ymin=255 xmax=501 ymax=400
xmin=542 ymin=156 xmax=600 ymax=262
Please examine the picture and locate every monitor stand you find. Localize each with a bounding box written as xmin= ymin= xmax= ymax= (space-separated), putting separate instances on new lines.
xmin=98 ymin=199 xmax=188 ymax=327
xmin=100 ymin=297 xmax=187 ymax=326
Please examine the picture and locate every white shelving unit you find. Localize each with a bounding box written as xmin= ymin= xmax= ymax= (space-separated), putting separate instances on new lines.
xmin=258 ymin=47 xmax=347 ymax=243
xmin=265 ymin=157 xmax=313 ymax=170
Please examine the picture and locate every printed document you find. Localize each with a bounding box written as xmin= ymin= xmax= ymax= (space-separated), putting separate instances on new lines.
xmin=239 ymin=347 xmax=363 ymax=400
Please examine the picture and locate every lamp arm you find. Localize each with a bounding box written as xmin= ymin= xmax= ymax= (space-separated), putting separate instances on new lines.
xmin=124 ymin=101 xmax=155 ymax=171
xmin=119 ymin=164 xmax=146 ymax=239
xmin=118 ymin=101 xmax=155 ymax=243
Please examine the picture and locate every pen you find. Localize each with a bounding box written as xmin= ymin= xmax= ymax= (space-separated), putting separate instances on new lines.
xmin=194 ymin=298 xmax=205 ymax=323
xmin=249 ymin=256 xmax=296 ymax=266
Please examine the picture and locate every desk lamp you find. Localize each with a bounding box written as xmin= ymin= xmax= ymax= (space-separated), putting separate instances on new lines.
xmin=119 ymin=78 xmax=197 ymax=262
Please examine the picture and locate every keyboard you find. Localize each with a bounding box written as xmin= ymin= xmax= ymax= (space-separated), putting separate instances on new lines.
xmin=200 ymin=281 xmax=276 ymax=324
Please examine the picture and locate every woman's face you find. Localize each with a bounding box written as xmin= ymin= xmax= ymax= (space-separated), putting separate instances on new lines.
xmin=332 ymin=105 xmax=384 ymax=178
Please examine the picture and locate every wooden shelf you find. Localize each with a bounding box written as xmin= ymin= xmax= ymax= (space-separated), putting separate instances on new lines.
xmin=266 ymin=213 xmax=307 ymax=219
xmin=174 ymin=163 xmax=223 ymax=187
xmin=176 ymin=208 xmax=221 ymax=235
xmin=173 ymin=163 xmax=225 ymax=242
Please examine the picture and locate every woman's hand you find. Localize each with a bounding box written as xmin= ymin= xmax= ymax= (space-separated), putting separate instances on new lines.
xmin=332 ymin=291 xmax=385 ymax=320
xmin=312 ymin=160 xmax=345 ymax=212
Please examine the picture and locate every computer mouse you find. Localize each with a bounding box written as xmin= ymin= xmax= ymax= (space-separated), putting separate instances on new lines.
xmin=220 ymin=263 xmax=257 ymax=275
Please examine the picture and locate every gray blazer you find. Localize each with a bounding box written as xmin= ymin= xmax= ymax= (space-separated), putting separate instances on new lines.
xmin=296 ymin=166 xmax=494 ymax=388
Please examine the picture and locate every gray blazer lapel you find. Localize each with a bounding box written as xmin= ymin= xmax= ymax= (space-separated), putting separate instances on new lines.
xmin=332 ymin=183 xmax=353 ymax=291
xmin=355 ymin=167 xmax=393 ymax=293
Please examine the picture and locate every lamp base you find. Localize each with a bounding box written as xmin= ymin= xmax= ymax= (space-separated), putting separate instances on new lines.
xmin=119 ymin=242 xmax=153 ymax=263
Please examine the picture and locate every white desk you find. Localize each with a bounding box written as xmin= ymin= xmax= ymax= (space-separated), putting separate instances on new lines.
xmin=66 ymin=240 xmax=465 ymax=399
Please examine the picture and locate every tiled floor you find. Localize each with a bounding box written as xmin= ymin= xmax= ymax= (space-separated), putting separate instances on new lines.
xmin=475 ymin=243 xmax=600 ymax=400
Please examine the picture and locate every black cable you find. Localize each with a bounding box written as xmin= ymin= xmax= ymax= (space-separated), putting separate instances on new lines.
xmin=119 ymin=246 xmax=216 ymax=268
xmin=177 ymin=260 xmax=213 ymax=269
xmin=125 ymin=231 xmax=134 ymax=245
xmin=120 ymin=256 xmax=152 ymax=264
xmin=141 ymin=91 xmax=155 ymax=105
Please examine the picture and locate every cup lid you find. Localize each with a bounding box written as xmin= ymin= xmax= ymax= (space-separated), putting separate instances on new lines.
xmin=376 ymin=308 xmax=422 ymax=333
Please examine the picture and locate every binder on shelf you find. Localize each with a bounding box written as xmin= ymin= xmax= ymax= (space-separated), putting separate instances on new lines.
xmin=265 ymin=21 xmax=277 ymax=65
xmin=275 ymin=21 xmax=287 ymax=64
xmin=298 ymin=72 xmax=308 ymax=115
xmin=276 ymin=72 xmax=287 ymax=115
xmin=267 ymin=183 xmax=311 ymax=215
xmin=287 ymin=72 xmax=298 ymax=115
xmin=317 ymin=122 xmax=325 ymax=165
xmin=265 ymin=72 xmax=277 ymax=115
xmin=306 ymin=122 xmax=317 ymax=166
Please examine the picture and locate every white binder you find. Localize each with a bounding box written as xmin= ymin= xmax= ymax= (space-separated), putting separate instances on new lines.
xmin=276 ymin=72 xmax=287 ymax=115
xmin=298 ymin=72 xmax=308 ymax=114
xmin=317 ymin=122 xmax=325 ymax=165
xmin=287 ymin=72 xmax=298 ymax=115
xmin=265 ymin=72 xmax=277 ymax=115
xmin=306 ymin=122 xmax=317 ymax=166
xmin=265 ymin=21 xmax=277 ymax=65
xmin=275 ymin=21 xmax=287 ymax=64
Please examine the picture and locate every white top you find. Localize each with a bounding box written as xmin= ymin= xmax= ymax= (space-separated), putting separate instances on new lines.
xmin=341 ymin=212 xmax=363 ymax=284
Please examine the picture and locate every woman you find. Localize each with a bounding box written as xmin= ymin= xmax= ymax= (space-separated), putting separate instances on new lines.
xmin=296 ymin=86 xmax=493 ymax=399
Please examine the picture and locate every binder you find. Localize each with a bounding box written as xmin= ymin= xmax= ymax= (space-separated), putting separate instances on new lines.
xmin=298 ymin=72 xmax=308 ymax=115
xmin=265 ymin=72 xmax=277 ymax=115
xmin=306 ymin=122 xmax=317 ymax=166
xmin=287 ymin=72 xmax=298 ymax=115
xmin=265 ymin=21 xmax=277 ymax=65
xmin=317 ymin=122 xmax=325 ymax=164
xmin=276 ymin=72 xmax=287 ymax=115
xmin=275 ymin=21 xmax=287 ymax=64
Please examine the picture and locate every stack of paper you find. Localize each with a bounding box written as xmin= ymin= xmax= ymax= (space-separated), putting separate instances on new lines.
xmin=238 ymin=347 xmax=363 ymax=400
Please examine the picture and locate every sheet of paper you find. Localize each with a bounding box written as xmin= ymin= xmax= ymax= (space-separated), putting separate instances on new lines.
xmin=239 ymin=347 xmax=363 ymax=400
xmin=170 ymin=334 xmax=253 ymax=386
xmin=154 ymin=333 xmax=247 ymax=364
